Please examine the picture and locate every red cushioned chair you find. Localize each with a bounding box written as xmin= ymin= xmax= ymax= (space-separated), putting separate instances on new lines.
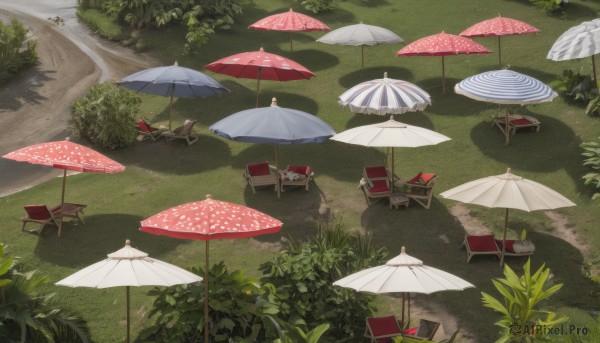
xmin=365 ymin=316 xmax=403 ymax=343
xmin=21 ymin=203 xmax=87 ymax=236
xmin=462 ymin=235 xmax=501 ymax=263
xmin=492 ymin=114 xmax=541 ymax=136
xmin=280 ymin=165 xmax=314 ymax=192
xmin=360 ymin=165 xmax=393 ymax=206
xmin=136 ymin=119 xmax=166 ymax=141
xmin=399 ymin=172 xmax=437 ymax=209
xmin=244 ymin=161 xmax=279 ymax=197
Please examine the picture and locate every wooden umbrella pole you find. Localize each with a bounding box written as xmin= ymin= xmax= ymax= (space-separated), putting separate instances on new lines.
xmin=407 ymin=293 xmax=411 ymax=327
xmin=504 ymin=106 xmax=510 ymax=145
xmin=592 ymin=55 xmax=598 ymax=88
xmin=290 ymin=32 xmax=293 ymax=52
xmin=500 ymin=208 xmax=509 ymax=266
xmin=391 ymin=147 xmax=395 ymax=187
xmin=498 ymin=36 xmax=502 ymax=67
xmin=126 ymin=286 xmax=130 ymax=343
xmin=401 ymin=293 xmax=405 ymax=336
xmin=361 ymin=45 xmax=365 ymax=72
xmin=255 ymin=68 xmax=262 ymax=108
xmin=275 ymin=145 xmax=281 ymax=199
xmin=441 ymin=56 xmax=446 ymax=95
xmin=205 ymin=240 xmax=210 ymax=343
xmin=168 ymin=90 xmax=175 ymax=130
xmin=58 ymin=169 xmax=67 ymax=238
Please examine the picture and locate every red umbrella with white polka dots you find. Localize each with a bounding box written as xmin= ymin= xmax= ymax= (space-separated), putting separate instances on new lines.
xmin=2 ymin=140 xmax=125 ymax=237
xmin=139 ymin=195 xmax=282 ymax=343
xmin=396 ymin=32 xmax=491 ymax=94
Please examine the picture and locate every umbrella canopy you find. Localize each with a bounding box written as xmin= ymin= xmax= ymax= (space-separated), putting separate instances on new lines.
xmin=334 ymin=246 xmax=474 ymax=329
xmin=118 ymin=62 xmax=230 ymax=129
xmin=249 ymin=8 xmax=330 ymax=51
xmin=204 ymin=48 xmax=315 ymax=107
xmin=454 ymin=69 xmax=557 ymax=144
xmin=140 ymin=195 xmax=282 ymax=343
xmin=547 ymin=19 xmax=600 ymax=84
xmin=338 ymin=72 xmax=431 ymax=115
xmin=460 ymin=16 xmax=540 ymax=66
xmin=330 ymin=115 xmax=450 ymax=182
xmin=317 ymin=22 xmax=403 ymax=70
xmin=56 ymin=239 xmax=202 ymax=343
xmin=210 ymin=98 xmax=335 ymax=198
xmin=2 ymin=140 xmax=125 ymax=237
xmin=440 ymin=168 xmax=576 ymax=265
xmin=396 ymin=32 xmax=491 ymax=94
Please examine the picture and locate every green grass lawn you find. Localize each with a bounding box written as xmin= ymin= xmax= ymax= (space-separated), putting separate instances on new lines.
xmin=2 ymin=0 xmax=600 ymax=342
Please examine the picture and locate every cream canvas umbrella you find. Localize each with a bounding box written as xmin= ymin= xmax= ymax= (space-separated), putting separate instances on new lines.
xmin=334 ymin=246 xmax=474 ymax=331
xmin=439 ymin=168 xmax=576 ymax=266
xmin=56 ymin=239 xmax=202 ymax=343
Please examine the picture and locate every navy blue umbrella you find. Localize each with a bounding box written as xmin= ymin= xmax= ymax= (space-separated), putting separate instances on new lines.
xmin=118 ymin=62 xmax=230 ymax=129
xmin=210 ymin=98 xmax=335 ymax=196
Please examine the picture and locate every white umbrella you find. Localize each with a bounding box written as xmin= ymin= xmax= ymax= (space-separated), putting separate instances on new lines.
xmin=547 ymin=18 xmax=600 ymax=83
xmin=330 ymin=115 xmax=450 ymax=181
xmin=56 ymin=239 xmax=202 ymax=343
xmin=440 ymin=168 xmax=576 ymax=265
xmin=454 ymin=70 xmax=557 ymax=145
xmin=317 ymin=22 xmax=403 ymax=70
xmin=339 ymin=72 xmax=432 ymax=115
xmin=334 ymin=246 xmax=474 ymax=330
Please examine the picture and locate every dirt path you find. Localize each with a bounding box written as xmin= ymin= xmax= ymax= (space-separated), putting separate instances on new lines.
xmin=0 ymin=1 xmax=155 ymax=197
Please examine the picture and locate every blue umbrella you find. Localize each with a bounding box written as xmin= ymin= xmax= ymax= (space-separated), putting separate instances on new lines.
xmin=118 ymin=62 xmax=230 ymax=129
xmin=210 ymin=98 xmax=335 ymax=197
xmin=454 ymin=70 xmax=557 ymax=145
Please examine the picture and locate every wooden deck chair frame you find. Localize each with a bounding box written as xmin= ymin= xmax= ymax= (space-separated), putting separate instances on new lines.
xmin=244 ymin=161 xmax=280 ymax=197
xmin=462 ymin=235 xmax=501 ymax=263
xmin=404 ymin=319 xmax=441 ymax=341
xmin=22 ymin=205 xmax=61 ymax=235
xmin=360 ymin=165 xmax=393 ymax=206
xmin=400 ymin=173 xmax=437 ymax=209
xmin=492 ymin=114 xmax=541 ymax=136
xmin=162 ymin=120 xmax=198 ymax=146
xmin=365 ymin=316 xmax=403 ymax=343
xmin=495 ymin=239 xmax=535 ymax=258
xmin=279 ymin=165 xmax=314 ymax=192
xmin=136 ymin=119 xmax=166 ymax=141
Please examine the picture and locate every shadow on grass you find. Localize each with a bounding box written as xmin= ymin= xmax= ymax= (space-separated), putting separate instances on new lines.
xmin=291 ymin=49 xmax=340 ymax=72
xmin=0 ymin=67 xmax=53 ymax=111
xmin=33 ymin=213 xmax=185 ymax=267
xmin=338 ymin=66 xmax=414 ymax=89
xmin=348 ymin=0 xmax=390 ymax=8
xmin=344 ymin=111 xmax=438 ymax=130
xmin=426 ymin=92 xmax=493 ymax=117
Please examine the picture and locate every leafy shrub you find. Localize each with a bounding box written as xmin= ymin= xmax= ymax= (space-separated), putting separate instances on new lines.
xmin=260 ymin=221 xmax=388 ymax=341
xmin=296 ymin=0 xmax=336 ymax=13
xmin=586 ymin=95 xmax=600 ymax=117
xmin=581 ymin=138 xmax=600 ymax=200
xmin=0 ymin=18 xmax=38 ymax=84
xmin=529 ymin=0 xmax=563 ymax=13
xmin=70 ymin=83 xmax=141 ymax=149
xmin=76 ymin=8 xmax=123 ymax=40
xmin=551 ymin=69 xmax=598 ymax=103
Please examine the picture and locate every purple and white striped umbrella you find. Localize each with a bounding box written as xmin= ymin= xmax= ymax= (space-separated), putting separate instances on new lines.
xmin=338 ymin=72 xmax=431 ymax=115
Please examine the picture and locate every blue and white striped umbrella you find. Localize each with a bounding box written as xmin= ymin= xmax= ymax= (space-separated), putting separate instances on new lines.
xmin=338 ymin=72 xmax=431 ymax=115
xmin=454 ymin=70 xmax=557 ymax=105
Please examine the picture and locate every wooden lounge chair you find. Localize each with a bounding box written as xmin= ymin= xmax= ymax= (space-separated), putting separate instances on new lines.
xmin=22 ymin=203 xmax=86 ymax=236
xmin=399 ymin=172 xmax=437 ymax=209
xmin=136 ymin=119 xmax=166 ymax=141
xmin=360 ymin=165 xmax=393 ymax=206
xmin=279 ymin=165 xmax=314 ymax=192
xmin=244 ymin=161 xmax=280 ymax=197
xmin=462 ymin=235 xmax=501 ymax=263
xmin=365 ymin=316 xmax=403 ymax=343
xmin=161 ymin=120 xmax=198 ymax=146
xmin=404 ymin=319 xmax=441 ymax=341
xmin=495 ymin=239 xmax=535 ymax=258
xmin=492 ymin=114 xmax=541 ymax=136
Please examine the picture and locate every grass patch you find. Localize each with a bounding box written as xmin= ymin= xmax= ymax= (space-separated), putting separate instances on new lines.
xmin=76 ymin=8 xmax=122 ymax=41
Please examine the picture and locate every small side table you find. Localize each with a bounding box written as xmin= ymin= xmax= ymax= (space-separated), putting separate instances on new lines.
xmin=389 ymin=193 xmax=409 ymax=210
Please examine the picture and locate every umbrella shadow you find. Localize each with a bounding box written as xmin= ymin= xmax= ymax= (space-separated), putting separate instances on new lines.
xmin=290 ymin=49 xmax=340 ymax=71
xmin=426 ymin=90 xmax=494 ymax=117
xmin=348 ymin=0 xmax=390 ymax=7
xmin=338 ymin=66 xmax=415 ymax=89
xmin=32 ymin=213 xmax=184 ymax=267
xmin=344 ymin=111 xmax=438 ymax=130
xmin=310 ymin=8 xmax=357 ymax=26
xmin=0 ymin=66 xmax=53 ymax=111
xmin=119 ymin=134 xmax=231 ymax=174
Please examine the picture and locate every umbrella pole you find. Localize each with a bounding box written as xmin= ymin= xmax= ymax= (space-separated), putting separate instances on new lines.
xmin=401 ymin=293 xmax=405 ymax=336
xmin=126 ymin=286 xmax=130 ymax=343
xmin=441 ymin=56 xmax=446 ymax=95
xmin=361 ymin=45 xmax=365 ymax=72
xmin=205 ymin=240 xmax=210 ymax=343
xmin=500 ymin=208 xmax=509 ymax=266
xmin=498 ymin=36 xmax=502 ymax=67
xmin=592 ymin=55 xmax=598 ymax=88
xmin=275 ymin=145 xmax=281 ymax=199
xmin=256 ymin=68 xmax=262 ymax=108
xmin=168 ymin=93 xmax=175 ymax=130
xmin=58 ymin=169 xmax=67 ymax=238
xmin=504 ymin=106 xmax=510 ymax=145
xmin=391 ymin=147 xmax=395 ymax=187
xmin=290 ymin=32 xmax=293 ymax=52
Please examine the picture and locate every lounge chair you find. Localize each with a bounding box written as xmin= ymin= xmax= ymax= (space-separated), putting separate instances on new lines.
xmin=462 ymin=235 xmax=501 ymax=263
xmin=493 ymin=114 xmax=541 ymax=136
xmin=136 ymin=119 xmax=166 ymax=141
xmin=365 ymin=316 xmax=403 ymax=343
xmin=495 ymin=239 xmax=535 ymax=258
xmin=161 ymin=120 xmax=198 ymax=146
xmin=21 ymin=203 xmax=86 ymax=236
xmin=399 ymin=172 xmax=437 ymax=209
xmin=279 ymin=165 xmax=314 ymax=192
xmin=360 ymin=165 xmax=393 ymax=206
xmin=404 ymin=319 xmax=441 ymax=341
xmin=244 ymin=161 xmax=280 ymax=197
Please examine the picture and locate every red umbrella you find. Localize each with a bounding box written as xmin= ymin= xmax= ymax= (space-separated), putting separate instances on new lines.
xmin=204 ymin=47 xmax=315 ymax=107
xmin=396 ymin=32 xmax=491 ymax=94
xmin=140 ymin=195 xmax=283 ymax=343
xmin=460 ymin=15 xmax=540 ymax=66
xmin=2 ymin=140 xmax=125 ymax=237
xmin=249 ymin=8 xmax=330 ymax=52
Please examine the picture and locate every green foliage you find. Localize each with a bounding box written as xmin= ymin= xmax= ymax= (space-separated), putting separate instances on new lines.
xmin=268 ymin=316 xmax=330 ymax=343
xmin=296 ymin=0 xmax=336 ymax=13
xmin=581 ymin=138 xmax=600 ymax=200
xmin=481 ymin=259 xmax=567 ymax=342
xmin=0 ymin=243 xmax=91 ymax=343
xmin=141 ymin=261 xmax=262 ymax=342
xmin=70 ymin=83 xmax=141 ymax=149
xmin=529 ymin=0 xmax=563 ymax=13
xmin=586 ymin=95 xmax=600 ymax=117
xmin=0 ymin=18 xmax=38 ymax=83
xmin=260 ymin=221 xmax=388 ymax=341
xmin=551 ymin=69 xmax=598 ymax=104
xmin=76 ymin=8 xmax=123 ymax=40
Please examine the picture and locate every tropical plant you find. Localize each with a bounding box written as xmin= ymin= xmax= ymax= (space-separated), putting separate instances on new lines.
xmin=0 ymin=243 xmax=91 ymax=343
xmin=260 ymin=220 xmax=388 ymax=341
xmin=267 ymin=316 xmax=330 ymax=343
xmin=581 ymin=138 xmax=600 ymax=200
xmin=586 ymin=95 xmax=600 ymax=117
xmin=296 ymin=0 xmax=336 ymax=13
xmin=0 ymin=18 xmax=38 ymax=83
xmin=529 ymin=0 xmax=563 ymax=13
xmin=481 ymin=259 xmax=568 ymax=342
xmin=70 ymin=82 xmax=141 ymax=149
xmin=551 ymin=69 xmax=598 ymax=104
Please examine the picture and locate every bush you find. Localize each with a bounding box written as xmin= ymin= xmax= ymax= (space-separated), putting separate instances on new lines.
xmin=296 ymin=0 xmax=336 ymax=13
xmin=70 ymin=83 xmax=140 ymax=149
xmin=551 ymin=69 xmax=598 ymax=104
xmin=0 ymin=18 xmax=38 ymax=84
xmin=581 ymin=137 xmax=600 ymax=200
xmin=529 ymin=0 xmax=563 ymax=13
xmin=76 ymin=8 xmax=123 ymax=40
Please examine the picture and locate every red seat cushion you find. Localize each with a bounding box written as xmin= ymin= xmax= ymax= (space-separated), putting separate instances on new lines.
xmin=407 ymin=172 xmax=436 ymax=185
xmin=365 ymin=166 xmax=389 ymax=178
xmin=24 ymin=205 xmax=51 ymax=220
xmin=367 ymin=316 xmax=401 ymax=339
xmin=466 ymin=235 xmax=498 ymax=252
xmin=136 ymin=120 xmax=152 ymax=133
xmin=247 ymin=162 xmax=270 ymax=176
xmin=407 ymin=172 xmax=422 ymax=184
xmin=287 ymin=165 xmax=311 ymax=175
xmin=404 ymin=327 xmax=418 ymax=335
xmin=496 ymin=239 xmax=516 ymax=253
xmin=510 ymin=118 xmax=532 ymax=125
xmin=368 ymin=180 xmax=390 ymax=193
